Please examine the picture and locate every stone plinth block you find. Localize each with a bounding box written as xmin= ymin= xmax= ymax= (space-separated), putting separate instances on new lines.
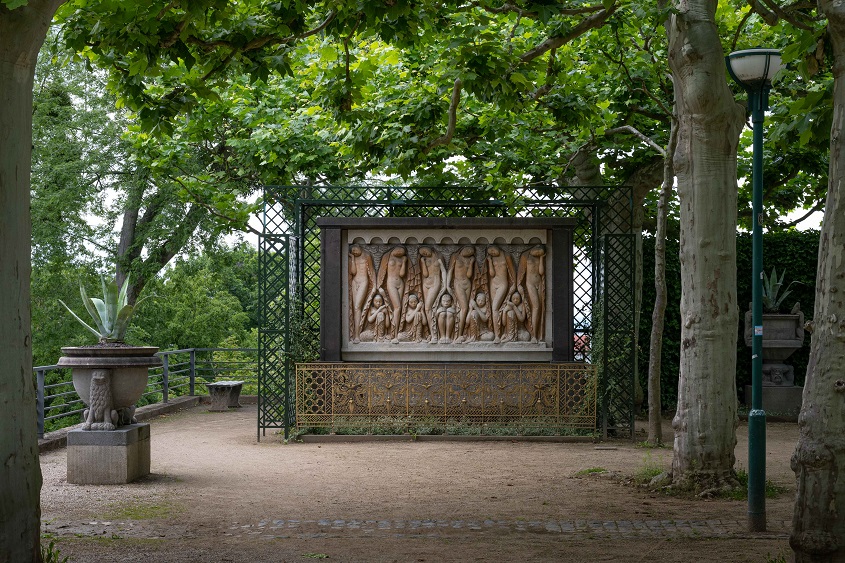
xmin=67 ymin=423 xmax=150 ymax=484
xmin=744 ymin=385 xmax=804 ymax=418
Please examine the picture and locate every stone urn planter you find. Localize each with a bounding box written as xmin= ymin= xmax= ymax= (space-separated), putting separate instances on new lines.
xmin=743 ymin=306 xmax=805 ymax=416
xmin=743 ymin=308 xmax=805 ymax=386
xmin=58 ymin=275 xmax=160 ymax=483
xmin=57 ymin=345 xmax=162 ymax=430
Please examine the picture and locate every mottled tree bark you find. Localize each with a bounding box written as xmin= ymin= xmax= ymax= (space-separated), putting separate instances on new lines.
xmin=0 ymin=3 xmax=62 ymax=561
xmin=790 ymin=3 xmax=845 ymax=560
xmin=667 ymin=0 xmax=745 ymax=488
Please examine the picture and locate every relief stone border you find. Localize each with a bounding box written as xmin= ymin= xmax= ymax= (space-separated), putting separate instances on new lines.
xmin=318 ymin=217 xmax=576 ymax=362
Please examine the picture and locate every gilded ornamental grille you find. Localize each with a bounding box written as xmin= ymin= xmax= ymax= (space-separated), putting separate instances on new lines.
xmin=295 ymin=362 xmax=597 ymax=434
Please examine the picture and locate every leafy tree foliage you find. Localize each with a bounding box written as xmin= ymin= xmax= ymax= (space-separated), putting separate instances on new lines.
xmin=33 ymin=245 xmax=259 ymax=363
xmin=31 ymin=45 xmax=124 ymax=266
xmin=53 ymin=0 xmax=676 ymax=194
xmin=130 ymin=243 xmax=258 ymax=350
xmin=31 ymin=262 xmax=100 ymax=367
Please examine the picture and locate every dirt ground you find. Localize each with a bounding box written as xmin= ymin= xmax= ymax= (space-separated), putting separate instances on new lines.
xmin=40 ymin=405 xmax=799 ymax=562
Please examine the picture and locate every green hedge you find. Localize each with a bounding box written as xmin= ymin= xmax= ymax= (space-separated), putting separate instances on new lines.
xmin=638 ymin=230 xmax=819 ymax=411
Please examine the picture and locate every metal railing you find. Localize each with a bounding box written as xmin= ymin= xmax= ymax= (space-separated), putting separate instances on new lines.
xmin=35 ymin=348 xmax=258 ymax=438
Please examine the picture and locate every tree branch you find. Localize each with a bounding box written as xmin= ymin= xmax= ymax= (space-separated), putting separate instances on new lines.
xmin=758 ymin=0 xmax=815 ymax=29
xmin=599 ymin=32 xmax=673 ymax=119
xmin=160 ymin=18 xmax=190 ymax=49
xmin=169 ymin=176 xmax=264 ymax=236
xmin=519 ymin=5 xmax=617 ymax=63
xmin=764 ymin=165 xmax=801 ymax=192
xmin=772 ymin=199 xmax=825 ymax=228
xmin=471 ymin=1 xmax=604 ymax=17
xmin=605 ymin=126 xmax=666 ymax=156
xmin=425 ymin=79 xmax=463 ymax=153
xmin=732 ymin=9 xmax=755 ymax=50
xmin=156 ymin=0 xmax=180 ymax=20
xmin=531 ymin=48 xmax=557 ymax=100
xmin=746 ymin=0 xmax=779 ymax=26
xmin=141 ymin=204 xmax=206 ymax=275
xmin=184 ymin=10 xmax=336 ymax=53
xmin=116 ymin=181 xmax=145 ymax=288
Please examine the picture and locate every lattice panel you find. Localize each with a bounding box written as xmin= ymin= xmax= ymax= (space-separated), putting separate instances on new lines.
xmin=296 ymin=363 xmax=598 ymax=432
xmin=258 ymin=233 xmax=294 ymax=438
xmin=600 ymin=234 xmax=636 ymax=435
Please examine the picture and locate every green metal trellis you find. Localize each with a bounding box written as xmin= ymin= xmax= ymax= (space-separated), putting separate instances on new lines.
xmin=257 ymin=186 xmax=635 ymax=439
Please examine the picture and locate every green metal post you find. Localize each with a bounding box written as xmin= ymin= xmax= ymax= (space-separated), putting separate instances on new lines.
xmin=189 ymin=349 xmax=196 ymax=396
xmin=726 ymin=49 xmax=781 ymax=532
xmin=162 ymin=353 xmax=170 ymax=403
xmin=748 ymin=89 xmax=767 ymax=533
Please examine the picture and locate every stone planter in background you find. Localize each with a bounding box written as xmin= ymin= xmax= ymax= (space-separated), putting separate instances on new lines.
xmin=743 ymin=307 xmax=805 ymax=417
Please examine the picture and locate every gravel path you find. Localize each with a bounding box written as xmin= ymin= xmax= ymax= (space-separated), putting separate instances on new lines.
xmin=40 ymin=404 xmax=799 ymax=562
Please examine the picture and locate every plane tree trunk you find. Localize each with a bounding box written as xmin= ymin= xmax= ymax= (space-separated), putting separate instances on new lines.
xmin=0 ymin=2 xmax=63 ymax=561
xmin=666 ymin=0 xmax=745 ymax=490
xmin=790 ymin=3 xmax=845 ymax=559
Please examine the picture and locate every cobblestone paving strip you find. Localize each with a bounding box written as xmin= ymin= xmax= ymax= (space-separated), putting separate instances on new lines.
xmin=44 ymin=517 xmax=791 ymax=541
xmin=225 ymin=517 xmax=791 ymax=539
xmin=43 ymin=518 xmax=791 ymax=539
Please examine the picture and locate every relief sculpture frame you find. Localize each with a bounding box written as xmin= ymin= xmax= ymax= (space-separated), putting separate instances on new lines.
xmin=319 ymin=218 xmax=576 ymax=362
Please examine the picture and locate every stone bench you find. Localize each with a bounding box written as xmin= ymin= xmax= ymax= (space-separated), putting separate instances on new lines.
xmin=206 ymin=380 xmax=245 ymax=411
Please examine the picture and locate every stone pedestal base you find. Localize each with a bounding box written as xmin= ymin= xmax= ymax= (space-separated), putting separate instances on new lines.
xmin=67 ymin=423 xmax=150 ymax=484
xmin=744 ymin=385 xmax=804 ymax=417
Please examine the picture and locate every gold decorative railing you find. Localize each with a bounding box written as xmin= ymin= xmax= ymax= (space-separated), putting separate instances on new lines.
xmin=295 ymin=363 xmax=597 ymax=434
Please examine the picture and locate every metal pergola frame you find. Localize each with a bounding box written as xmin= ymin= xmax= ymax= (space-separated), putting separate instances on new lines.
xmin=258 ymin=186 xmax=635 ymax=440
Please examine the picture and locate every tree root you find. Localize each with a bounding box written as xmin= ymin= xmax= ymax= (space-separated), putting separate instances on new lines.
xmin=662 ymin=471 xmax=742 ymax=497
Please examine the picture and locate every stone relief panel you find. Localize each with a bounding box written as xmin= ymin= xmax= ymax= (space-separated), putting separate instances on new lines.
xmin=344 ymin=232 xmax=551 ymax=354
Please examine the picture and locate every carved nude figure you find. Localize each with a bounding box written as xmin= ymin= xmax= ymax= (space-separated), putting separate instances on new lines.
xmin=486 ymin=246 xmax=516 ymax=342
xmin=367 ymin=293 xmax=392 ymax=342
xmin=404 ymin=293 xmax=426 ymax=342
xmin=466 ymin=291 xmax=494 ymax=342
xmin=418 ymin=246 xmax=446 ymax=341
xmin=377 ymin=246 xmax=408 ymax=341
xmin=349 ymin=245 xmax=376 ymax=343
xmin=500 ymin=292 xmax=528 ymax=343
xmin=517 ymin=245 xmax=546 ymax=342
xmin=434 ymin=292 xmax=457 ymax=344
xmin=449 ymin=246 xmax=476 ymax=342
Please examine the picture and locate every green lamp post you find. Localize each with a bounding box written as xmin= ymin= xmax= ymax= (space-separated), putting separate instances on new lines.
xmin=726 ymin=48 xmax=783 ymax=533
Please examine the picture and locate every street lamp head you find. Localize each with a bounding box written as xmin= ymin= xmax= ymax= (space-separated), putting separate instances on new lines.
xmin=727 ymin=48 xmax=783 ymax=111
xmin=727 ymin=48 xmax=783 ymax=90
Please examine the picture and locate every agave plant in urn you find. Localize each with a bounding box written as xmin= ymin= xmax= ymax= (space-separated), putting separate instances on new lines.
xmin=743 ymin=267 xmax=805 ymax=387
xmin=57 ymin=275 xmax=161 ymax=430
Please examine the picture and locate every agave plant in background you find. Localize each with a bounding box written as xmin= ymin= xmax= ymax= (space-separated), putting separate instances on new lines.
xmin=744 ymin=266 xmax=806 ymax=407
xmin=761 ymin=267 xmax=802 ymax=314
xmin=59 ymin=274 xmax=149 ymax=343
xmin=56 ymin=274 xmax=161 ymax=437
